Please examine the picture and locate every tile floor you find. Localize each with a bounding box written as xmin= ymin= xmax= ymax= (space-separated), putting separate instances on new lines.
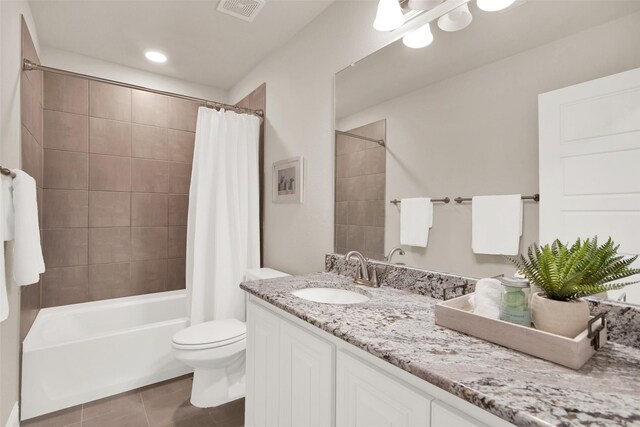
xmin=22 ymin=375 xmax=244 ymax=427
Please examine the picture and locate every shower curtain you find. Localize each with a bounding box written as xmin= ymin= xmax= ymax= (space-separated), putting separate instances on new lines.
xmin=186 ymin=107 xmax=260 ymax=325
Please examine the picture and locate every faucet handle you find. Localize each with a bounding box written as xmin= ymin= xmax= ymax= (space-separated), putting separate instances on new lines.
xmin=371 ymin=267 xmax=379 ymax=287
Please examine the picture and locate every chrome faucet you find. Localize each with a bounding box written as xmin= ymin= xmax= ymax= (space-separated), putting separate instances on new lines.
xmin=385 ymin=247 xmax=405 ymax=264
xmin=345 ymin=251 xmax=379 ymax=287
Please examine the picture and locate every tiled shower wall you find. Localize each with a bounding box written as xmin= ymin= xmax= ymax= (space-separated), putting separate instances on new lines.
xmin=20 ymin=18 xmax=44 ymax=339
xmin=335 ymin=120 xmax=386 ymax=260
xmin=40 ymin=74 xmax=198 ymax=307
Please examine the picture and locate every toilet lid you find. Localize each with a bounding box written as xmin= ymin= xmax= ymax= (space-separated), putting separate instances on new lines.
xmin=172 ymin=319 xmax=246 ymax=347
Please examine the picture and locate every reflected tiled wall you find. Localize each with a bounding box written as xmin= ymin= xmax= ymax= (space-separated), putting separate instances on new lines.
xmin=41 ymin=74 xmax=198 ymax=307
xmin=335 ymin=120 xmax=386 ymax=260
xmin=20 ymin=18 xmax=44 ymax=340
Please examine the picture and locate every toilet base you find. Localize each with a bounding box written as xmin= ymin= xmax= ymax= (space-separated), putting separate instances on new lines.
xmin=189 ymin=355 xmax=246 ymax=408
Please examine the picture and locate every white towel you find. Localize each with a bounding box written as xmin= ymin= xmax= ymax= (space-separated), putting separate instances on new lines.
xmin=472 ymin=194 xmax=523 ymax=256
xmin=11 ymin=170 xmax=44 ymax=285
xmin=472 ymin=278 xmax=502 ymax=319
xmin=400 ymin=197 xmax=432 ymax=247
xmin=0 ymin=175 xmax=12 ymax=322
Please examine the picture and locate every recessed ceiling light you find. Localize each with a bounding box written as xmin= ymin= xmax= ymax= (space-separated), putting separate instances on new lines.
xmin=145 ymin=51 xmax=167 ymax=63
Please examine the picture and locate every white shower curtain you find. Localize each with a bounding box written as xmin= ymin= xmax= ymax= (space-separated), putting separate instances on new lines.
xmin=186 ymin=107 xmax=260 ymax=325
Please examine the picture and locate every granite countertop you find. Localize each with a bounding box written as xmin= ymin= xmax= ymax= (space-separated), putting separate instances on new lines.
xmin=240 ymin=272 xmax=640 ymax=427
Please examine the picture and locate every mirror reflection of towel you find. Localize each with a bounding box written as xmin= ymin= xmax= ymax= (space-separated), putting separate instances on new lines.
xmin=400 ymin=198 xmax=432 ymax=247
xmin=472 ymin=194 xmax=523 ymax=256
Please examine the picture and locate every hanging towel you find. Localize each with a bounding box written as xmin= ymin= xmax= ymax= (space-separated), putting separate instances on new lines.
xmin=400 ymin=198 xmax=432 ymax=247
xmin=472 ymin=194 xmax=523 ymax=256
xmin=0 ymin=175 xmax=13 ymax=322
xmin=11 ymin=170 xmax=44 ymax=285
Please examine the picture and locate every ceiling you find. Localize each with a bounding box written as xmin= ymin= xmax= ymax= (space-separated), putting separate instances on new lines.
xmin=336 ymin=1 xmax=640 ymax=119
xmin=29 ymin=0 xmax=335 ymax=90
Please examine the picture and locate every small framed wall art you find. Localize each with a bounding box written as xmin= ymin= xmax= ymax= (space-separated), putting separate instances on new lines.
xmin=272 ymin=156 xmax=303 ymax=203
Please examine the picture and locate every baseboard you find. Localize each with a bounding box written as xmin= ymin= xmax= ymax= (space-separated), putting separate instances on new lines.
xmin=4 ymin=402 xmax=19 ymax=427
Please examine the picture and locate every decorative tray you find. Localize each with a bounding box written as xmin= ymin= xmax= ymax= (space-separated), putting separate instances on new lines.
xmin=434 ymin=293 xmax=606 ymax=369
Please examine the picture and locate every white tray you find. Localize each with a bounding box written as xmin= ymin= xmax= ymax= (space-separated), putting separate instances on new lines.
xmin=435 ymin=293 xmax=607 ymax=369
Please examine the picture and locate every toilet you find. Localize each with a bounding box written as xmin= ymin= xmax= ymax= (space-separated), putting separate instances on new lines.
xmin=172 ymin=267 xmax=289 ymax=408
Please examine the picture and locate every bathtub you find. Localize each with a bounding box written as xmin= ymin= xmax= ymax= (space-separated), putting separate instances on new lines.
xmin=21 ymin=290 xmax=192 ymax=420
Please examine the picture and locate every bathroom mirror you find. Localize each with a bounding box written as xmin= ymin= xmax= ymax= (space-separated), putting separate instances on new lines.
xmin=334 ymin=1 xmax=640 ymax=304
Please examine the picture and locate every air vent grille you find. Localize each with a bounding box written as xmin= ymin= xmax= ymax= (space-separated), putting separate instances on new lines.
xmin=216 ymin=0 xmax=266 ymax=22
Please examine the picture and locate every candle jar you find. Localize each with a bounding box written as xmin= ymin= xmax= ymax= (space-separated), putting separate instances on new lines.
xmin=499 ymin=277 xmax=531 ymax=327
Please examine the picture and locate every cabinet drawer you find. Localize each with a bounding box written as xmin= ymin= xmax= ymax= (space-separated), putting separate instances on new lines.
xmin=432 ymin=401 xmax=487 ymax=427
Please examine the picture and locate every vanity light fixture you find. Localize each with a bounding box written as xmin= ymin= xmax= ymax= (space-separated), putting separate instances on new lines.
xmin=437 ymin=3 xmax=473 ymax=32
xmin=373 ymin=0 xmax=406 ymax=31
xmin=402 ymin=23 xmax=434 ymax=48
xmin=407 ymin=0 xmax=443 ymax=10
xmin=477 ymin=0 xmax=516 ymax=12
xmin=144 ymin=50 xmax=167 ymax=63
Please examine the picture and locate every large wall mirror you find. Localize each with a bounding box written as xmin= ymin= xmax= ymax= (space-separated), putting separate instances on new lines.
xmin=334 ymin=1 xmax=640 ymax=304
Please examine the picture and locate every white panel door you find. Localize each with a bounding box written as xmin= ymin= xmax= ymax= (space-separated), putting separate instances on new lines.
xmin=245 ymin=301 xmax=280 ymax=427
xmin=539 ymin=67 xmax=640 ymax=303
xmin=336 ymin=351 xmax=431 ymax=427
xmin=431 ymin=401 xmax=486 ymax=427
xmin=279 ymin=320 xmax=334 ymax=427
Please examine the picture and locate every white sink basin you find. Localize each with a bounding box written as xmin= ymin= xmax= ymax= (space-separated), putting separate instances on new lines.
xmin=292 ymin=288 xmax=370 ymax=305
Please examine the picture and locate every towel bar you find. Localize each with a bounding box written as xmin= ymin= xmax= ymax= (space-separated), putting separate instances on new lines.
xmin=454 ymin=194 xmax=540 ymax=204
xmin=390 ymin=197 xmax=450 ymax=205
xmin=0 ymin=165 xmax=16 ymax=179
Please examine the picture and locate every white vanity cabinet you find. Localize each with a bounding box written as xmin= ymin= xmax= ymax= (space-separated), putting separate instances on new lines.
xmin=245 ymin=296 xmax=514 ymax=427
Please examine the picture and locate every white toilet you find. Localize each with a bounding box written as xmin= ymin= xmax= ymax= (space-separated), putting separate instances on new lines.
xmin=172 ymin=267 xmax=289 ymax=408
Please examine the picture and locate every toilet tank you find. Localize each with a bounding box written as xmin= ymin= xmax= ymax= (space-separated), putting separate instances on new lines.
xmin=245 ymin=268 xmax=289 ymax=281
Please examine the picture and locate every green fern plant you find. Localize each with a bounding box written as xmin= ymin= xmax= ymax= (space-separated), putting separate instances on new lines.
xmin=508 ymin=237 xmax=640 ymax=301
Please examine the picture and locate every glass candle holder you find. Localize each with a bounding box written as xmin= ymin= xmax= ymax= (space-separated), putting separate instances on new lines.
xmin=499 ymin=277 xmax=531 ymax=327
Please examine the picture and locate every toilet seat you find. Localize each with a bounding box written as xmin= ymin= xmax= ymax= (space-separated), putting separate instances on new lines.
xmin=172 ymin=319 xmax=246 ymax=351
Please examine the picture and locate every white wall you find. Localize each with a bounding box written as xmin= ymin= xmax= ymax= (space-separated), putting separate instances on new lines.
xmin=229 ymin=1 xmax=439 ymax=275
xmin=337 ymin=11 xmax=640 ymax=277
xmin=0 ymin=2 xmax=40 ymax=424
xmin=40 ymin=47 xmax=228 ymax=103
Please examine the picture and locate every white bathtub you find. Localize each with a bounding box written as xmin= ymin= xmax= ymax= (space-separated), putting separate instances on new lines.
xmin=21 ymin=290 xmax=192 ymax=420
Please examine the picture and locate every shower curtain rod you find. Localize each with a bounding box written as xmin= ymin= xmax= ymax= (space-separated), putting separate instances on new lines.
xmin=23 ymin=59 xmax=264 ymax=119
xmin=335 ymin=130 xmax=385 ymax=147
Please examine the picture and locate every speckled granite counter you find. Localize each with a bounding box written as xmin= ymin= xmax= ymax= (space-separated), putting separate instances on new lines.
xmin=240 ymin=272 xmax=640 ymax=427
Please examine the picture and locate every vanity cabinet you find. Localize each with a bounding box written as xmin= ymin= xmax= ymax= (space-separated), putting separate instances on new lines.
xmin=245 ymin=297 xmax=513 ymax=427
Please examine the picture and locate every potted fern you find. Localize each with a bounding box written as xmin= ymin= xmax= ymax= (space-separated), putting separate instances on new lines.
xmin=509 ymin=237 xmax=640 ymax=338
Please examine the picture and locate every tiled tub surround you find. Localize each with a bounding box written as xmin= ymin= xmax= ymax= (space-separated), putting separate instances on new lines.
xmin=41 ymin=73 xmax=196 ymax=307
xmin=335 ymin=120 xmax=386 ymax=260
xmin=241 ymin=269 xmax=640 ymax=426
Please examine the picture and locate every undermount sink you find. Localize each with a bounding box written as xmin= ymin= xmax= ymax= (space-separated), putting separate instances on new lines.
xmin=292 ymin=288 xmax=370 ymax=305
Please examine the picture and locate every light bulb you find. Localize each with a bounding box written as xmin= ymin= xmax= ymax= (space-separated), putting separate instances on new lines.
xmin=145 ymin=51 xmax=167 ymax=63
xmin=437 ymin=3 xmax=473 ymax=32
xmin=407 ymin=0 xmax=443 ymax=10
xmin=477 ymin=0 xmax=516 ymax=12
xmin=373 ymin=0 xmax=405 ymax=32
xmin=402 ymin=23 xmax=434 ymax=49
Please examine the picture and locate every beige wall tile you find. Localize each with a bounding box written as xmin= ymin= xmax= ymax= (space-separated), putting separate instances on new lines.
xmin=336 ymin=135 xmax=363 ymax=155
xmin=132 ymin=90 xmax=167 ymax=127
xmin=365 ymin=146 xmax=386 ymax=174
xmin=89 ymin=191 xmax=131 ymax=227
xmin=365 ymin=226 xmax=385 ymax=258
xmin=343 ymin=150 xmax=366 ymax=178
xmin=132 ymin=193 xmax=168 ymax=226
xmin=32 ymin=82 xmax=44 ymax=144
xmin=43 ymin=189 xmax=88 ymax=228
xmin=22 ymin=126 xmax=43 ymax=186
xmin=366 ymin=200 xmax=385 ymax=227
xmin=132 ymin=124 xmax=167 ymax=160
xmin=131 ymin=159 xmax=169 ymax=193
xmin=336 ymin=224 xmax=347 ymax=249
xmin=44 ymin=149 xmax=88 ymax=190
xmin=132 ymin=259 xmax=167 ymax=294
xmin=167 ymin=258 xmax=186 ymax=290
xmin=169 ymin=162 xmax=192 ymax=194
xmin=43 ymin=110 xmax=88 ymax=152
xmin=89 ymin=117 xmax=131 ymax=156
xmin=344 ymin=176 xmax=366 ymax=202
xmin=44 ymin=72 xmax=88 ymax=115
xmin=168 ymin=195 xmax=188 ymax=226
xmin=21 ymin=75 xmax=34 ymax=133
xmin=365 ymin=173 xmax=385 ymax=201
xmin=167 ymin=129 xmax=195 ymax=163
xmin=168 ymin=226 xmax=186 ymax=259
xmin=42 ymin=228 xmax=88 ymax=267
xmin=88 ymin=263 xmax=132 ymax=301
xmin=348 ymin=201 xmax=368 ymax=226
xmin=89 ymin=81 xmax=131 ymax=122
xmin=89 ymin=154 xmax=131 ymax=191
xmin=41 ymin=266 xmax=89 ymax=307
xmin=346 ymin=225 xmax=365 ymax=252
xmin=335 ymin=201 xmax=348 ymax=225
xmin=166 ymin=98 xmax=199 ymax=132
xmin=89 ymin=227 xmax=131 ymax=264
xmin=131 ymin=227 xmax=168 ymax=260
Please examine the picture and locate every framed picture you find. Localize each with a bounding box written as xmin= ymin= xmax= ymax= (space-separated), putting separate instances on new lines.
xmin=272 ymin=156 xmax=304 ymax=203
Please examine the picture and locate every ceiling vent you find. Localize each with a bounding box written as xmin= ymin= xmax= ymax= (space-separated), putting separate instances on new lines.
xmin=216 ymin=0 xmax=266 ymax=22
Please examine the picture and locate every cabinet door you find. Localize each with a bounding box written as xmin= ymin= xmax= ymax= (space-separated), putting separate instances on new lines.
xmin=246 ymin=301 xmax=280 ymax=427
xmin=336 ymin=351 xmax=431 ymax=427
xmin=431 ymin=401 xmax=487 ymax=427
xmin=279 ymin=320 xmax=334 ymax=427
